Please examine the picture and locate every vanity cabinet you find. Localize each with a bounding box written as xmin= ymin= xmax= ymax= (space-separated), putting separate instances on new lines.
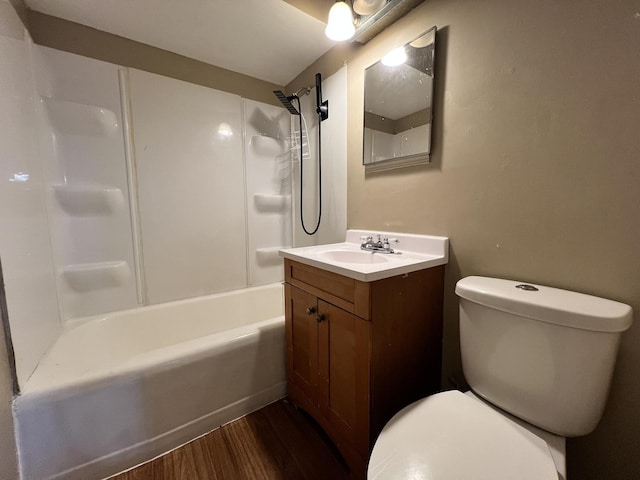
xmin=284 ymin=259 xmax=444 ymax=478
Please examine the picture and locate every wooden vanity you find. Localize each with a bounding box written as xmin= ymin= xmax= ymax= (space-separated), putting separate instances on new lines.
xmin=283 ymin=258 xmax=445 ymax=478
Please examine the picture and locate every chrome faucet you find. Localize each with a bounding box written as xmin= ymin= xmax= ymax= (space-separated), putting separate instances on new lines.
xmin=360 ymin=234 xmax=396 ymax=254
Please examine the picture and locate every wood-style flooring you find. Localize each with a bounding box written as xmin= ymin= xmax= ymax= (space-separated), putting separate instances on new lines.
xmin=109 ymin=399 xmax=350 ymax=480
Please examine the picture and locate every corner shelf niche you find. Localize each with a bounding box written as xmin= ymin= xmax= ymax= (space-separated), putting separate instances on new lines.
xmin=253 ymin=193 xmax=290 ymax=213
xmin=255 ymin=247 xmax=290 ymax=265
xmin=251 ymin=135 xmax=287 ymax=157
xmin=52 ymin=184 xmax=125 ymax=216
xmin=62 ymin=261 xmax=131 ymax=293
xmin=42 ymin=97 xmax=119 ymax=137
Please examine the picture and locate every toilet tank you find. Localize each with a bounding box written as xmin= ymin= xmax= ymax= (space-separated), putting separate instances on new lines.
xmin=456 ymin=276 xmax=632 ymax=437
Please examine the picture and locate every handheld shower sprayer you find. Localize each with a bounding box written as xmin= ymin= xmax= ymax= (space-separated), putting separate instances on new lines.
xmin=272 ymin=73 xmax=328 ymax=236
xmin=315 ymin=73 xmax=329 ymax=121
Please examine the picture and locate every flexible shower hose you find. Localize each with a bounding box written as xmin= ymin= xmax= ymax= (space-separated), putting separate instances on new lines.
xmin=296 ymin=96 xmax=321 ymax=235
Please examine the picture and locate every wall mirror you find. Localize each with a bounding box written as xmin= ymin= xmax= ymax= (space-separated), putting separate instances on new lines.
xmin=363 ymin=26 xmax=436 ymax=171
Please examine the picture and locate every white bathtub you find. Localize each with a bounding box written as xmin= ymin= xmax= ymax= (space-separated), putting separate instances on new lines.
xmin=14 ymin=283 xmax=286 ymax=480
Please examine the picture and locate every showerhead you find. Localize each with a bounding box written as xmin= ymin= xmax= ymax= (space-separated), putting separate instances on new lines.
xmin=273 ymin=90 xmax=300 ymax=115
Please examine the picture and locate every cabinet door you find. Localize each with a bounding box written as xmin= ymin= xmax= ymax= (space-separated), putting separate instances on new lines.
xmin=285 ymin=284 xmax=319 ymax=403
xmin=317 ymin=300 xmax=370 ymax=454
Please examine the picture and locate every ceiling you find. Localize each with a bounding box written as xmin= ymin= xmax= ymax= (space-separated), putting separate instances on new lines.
xmin=365 ymin=63 xmax=431 ymax=119
xmin=25 ymin=0 xmax=337 ymax=86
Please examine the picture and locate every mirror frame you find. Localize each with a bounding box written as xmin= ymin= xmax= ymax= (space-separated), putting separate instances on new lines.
xmin=363 ymin=26 xmax=436 ymax=172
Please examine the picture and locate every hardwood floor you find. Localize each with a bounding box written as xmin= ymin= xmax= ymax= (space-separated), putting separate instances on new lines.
xmin=109 ymin=400 xmax=350 ymax=480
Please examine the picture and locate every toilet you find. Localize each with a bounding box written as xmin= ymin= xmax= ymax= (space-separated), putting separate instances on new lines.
xmin=368 ymin=276 xmax=633 ymax=480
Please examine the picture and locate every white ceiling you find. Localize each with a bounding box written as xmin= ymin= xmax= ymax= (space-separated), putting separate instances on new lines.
xmin=25 ymin=0 xmax=336 ymax=86
xmin=365 ymin=63 xmax=431 ymax=119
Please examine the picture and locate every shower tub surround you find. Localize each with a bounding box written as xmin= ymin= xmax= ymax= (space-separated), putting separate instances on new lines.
xmin=7 ymin=45 xmax=346 ymax=479
xmin=10 ymin=47 xmax=296 ymax=480
xmin=14 ymin=284 xmax=286 ymax=480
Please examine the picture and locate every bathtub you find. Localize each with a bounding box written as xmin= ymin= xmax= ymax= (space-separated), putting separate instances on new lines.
xmin=13 ymin=283 xmax=286 ymax=480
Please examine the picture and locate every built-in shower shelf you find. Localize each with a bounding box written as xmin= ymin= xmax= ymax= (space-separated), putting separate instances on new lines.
xmin=42 ymin=97 xmax=119 ymax=137
xmin=53 ymin=184 xmax=125 ymax=216
xmin=253 ymin=193 xmax=290 ymax=212
xmin=255 ymin=247 xmax=290 ymax=265
xmin=62 ymin=261 xmax=130 ymax=293
xmin=251 ymin=135 xmax=287 ymax=157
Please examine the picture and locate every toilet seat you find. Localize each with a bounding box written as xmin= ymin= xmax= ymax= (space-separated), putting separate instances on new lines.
xmin=368 ymin=390 xmax=558 ymax=480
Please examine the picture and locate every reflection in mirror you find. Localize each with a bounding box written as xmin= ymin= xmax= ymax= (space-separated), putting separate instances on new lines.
xmin=363 ymin=27 xmax=435 ymax=170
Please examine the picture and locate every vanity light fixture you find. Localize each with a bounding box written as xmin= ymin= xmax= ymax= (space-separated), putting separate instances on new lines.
xmin=326 ymin=0 xmax=423 ymax=44
xmin=381 ymin=46 xmax=407 ymax=66
xmin=353 ymin=0 xmax=387 ymax=15
xmin=325 ymin=1 xmax=355 ymax=41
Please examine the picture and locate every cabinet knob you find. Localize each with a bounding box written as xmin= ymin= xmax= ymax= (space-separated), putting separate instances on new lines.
xmin=305 ymin=306 xmax=316 ymax=315
xmin=316 ymin=314 xmax=326 ymax=323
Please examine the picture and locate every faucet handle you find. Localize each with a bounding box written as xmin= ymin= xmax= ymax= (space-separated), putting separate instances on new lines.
xmin=360 ymin=235 xmax=373 ymax=249
xmin=382 ymin=236 xmax=396 ymax=253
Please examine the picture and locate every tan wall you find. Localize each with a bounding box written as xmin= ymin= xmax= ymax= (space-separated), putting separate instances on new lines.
xmin=7 ymin=0 xmax=26 ymax=27
xmin=365 ymin=108 xmax=430 ymax=134
xmin=26 ymin=11 xmax=283 ymax=106
xmin=364 ymin=111 xmax=395 ymax=134
xmin=394 ymin=107 xmax=429 ymax=133
xmin=293 ymin=0 xmax=640 ymax=478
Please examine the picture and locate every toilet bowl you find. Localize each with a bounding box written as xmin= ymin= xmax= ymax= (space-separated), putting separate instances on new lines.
xmin=368 ymin=276 xmax=632 ymax=480
xmin=368 ymin=390 xmax=564 ymax=480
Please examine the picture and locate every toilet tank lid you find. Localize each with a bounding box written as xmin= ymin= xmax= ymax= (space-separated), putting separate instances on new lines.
xmin=455 ymin=276 xmax=633 ymax=332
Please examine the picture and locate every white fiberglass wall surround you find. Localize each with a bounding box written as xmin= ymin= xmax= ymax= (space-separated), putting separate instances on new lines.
xmin=128 ymin=69 xmax=248 ymax=304
xmin=128 ymin=70 xmax=291 ymax=303
xmin=244 ymin=99 xmax=292 ymax=285
xmin=294 ymin=67 xmax=347 ymax=247
xmin=0 ymin=15 xmax=60 ymax=387
xmin=363 ymin=124 xmax=430 ymax=163
xmin=23 ymin=53 xmax=296 ymax=317
xmin=0 ymin=4 xmax=55 ymax=475
xmin=33 ymin=46 xmax=139 ymax=320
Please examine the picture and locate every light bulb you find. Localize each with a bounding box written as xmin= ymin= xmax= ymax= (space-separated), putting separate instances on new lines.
xmin=325 ymin=1 xmax=355 ymax=41
xmin=381 ymin=46 xmax=407 ymax=66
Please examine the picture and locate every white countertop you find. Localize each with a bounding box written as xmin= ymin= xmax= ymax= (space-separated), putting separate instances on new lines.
xmin=279 ymin=230 xmax=449 ymax=282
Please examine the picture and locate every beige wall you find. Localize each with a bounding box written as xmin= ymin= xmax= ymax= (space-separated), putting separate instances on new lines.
xmin=294 ymin=0 xmax=640 ymax=478
xmin=394 ymin=107 xmax=429 ymax=133
xmin=365 ymin=108 xmax=430 ymax=134
xmin=364 ymin=111 xmax=395 ymax=134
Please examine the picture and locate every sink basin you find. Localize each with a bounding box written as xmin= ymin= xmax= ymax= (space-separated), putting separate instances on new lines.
xmin=279 ymin=230 xmax=449 ymax=282
xmin=318 ymin=250 xmax=389 ymax=264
